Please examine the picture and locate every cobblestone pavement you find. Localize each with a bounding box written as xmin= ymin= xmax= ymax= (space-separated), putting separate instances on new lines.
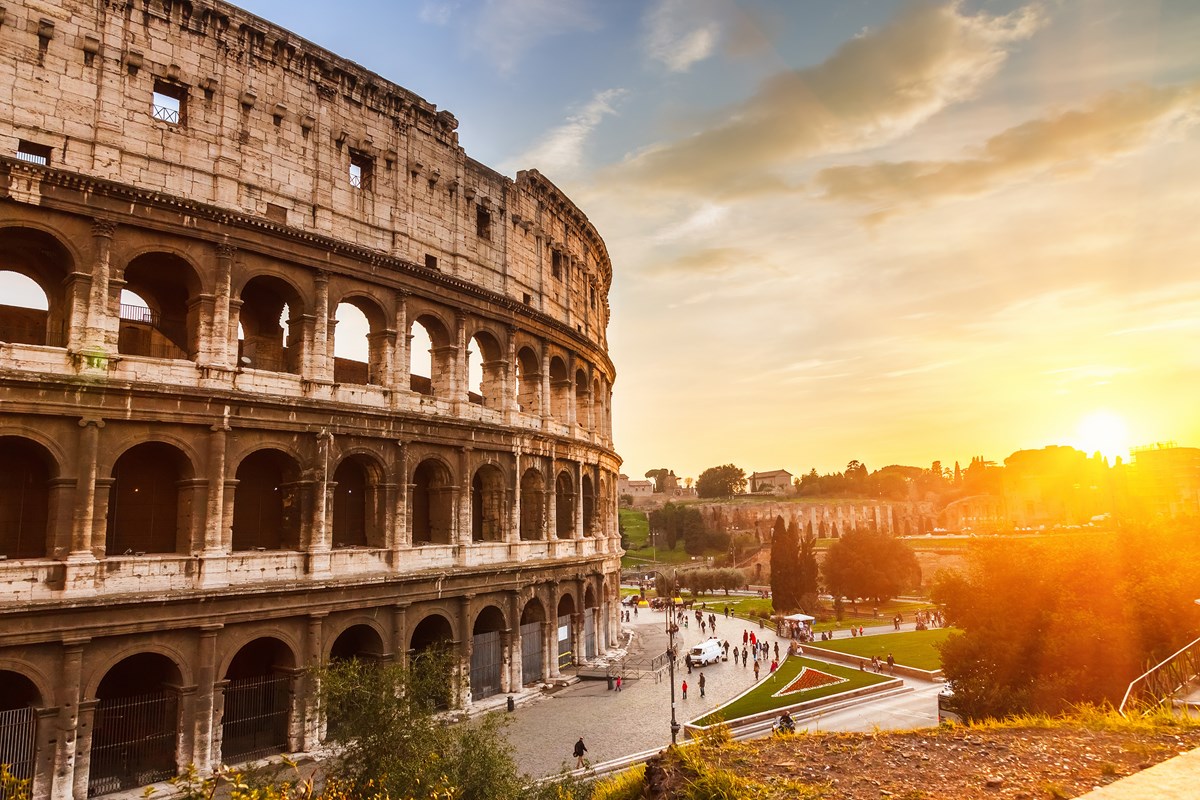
xmin=502 ymin=608 xmax=879 ymax=778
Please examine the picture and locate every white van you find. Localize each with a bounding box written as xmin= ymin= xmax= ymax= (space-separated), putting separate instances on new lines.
xmin=688 ymin=638 xmax=723 ymax=666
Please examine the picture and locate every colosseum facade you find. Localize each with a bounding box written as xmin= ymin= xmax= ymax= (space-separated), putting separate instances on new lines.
xmin=0 ymin=1 xmax=622 ymax=796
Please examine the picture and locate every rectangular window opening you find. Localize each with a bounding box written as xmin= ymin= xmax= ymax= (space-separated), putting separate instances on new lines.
xmin=476 ymin=206 xmax=492 ymax=240
xmin=349 ymin=150 xmax=373 ymax=191
xmin=152 ymin=80 xmax=186 ymax=125
xmin=551 ymin=250 xmax=562 ymax=279
xmin=16 ymin=140 xmax=51 ymax=166
xmin=425 ymin=254 xmax=438 ymax=271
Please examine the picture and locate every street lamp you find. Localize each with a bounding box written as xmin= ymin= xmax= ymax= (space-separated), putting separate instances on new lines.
xmin=652 ymin=570 xmax=682 ymax=743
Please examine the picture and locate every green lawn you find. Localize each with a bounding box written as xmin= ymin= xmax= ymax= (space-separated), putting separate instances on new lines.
xmin=619 ymin=508 xmax=726 ymax=567
xmin=693 ymin=656 xmax=891 ymax=726
xmin=807 ymin=628 xmax=954 ymax=671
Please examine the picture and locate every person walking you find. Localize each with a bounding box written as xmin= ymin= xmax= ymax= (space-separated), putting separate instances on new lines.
xmin=887 ymin=653 xmax=895 ymax=674
xmin=615 ymin=675 xmax=622 ymax=692
xmin=682 ymin=679 xmax=688 ymax=699
xmin=753 ymin=660 xmax=760 ymax=680
xmin=699 ymin=672 xmax=706 ymax=697
xmin=574 ymin=737 xmax=587 ymax=769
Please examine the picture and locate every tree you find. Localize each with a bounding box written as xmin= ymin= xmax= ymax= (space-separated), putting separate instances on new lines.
xmin=797 ymin=520 xmax=819 ymax=608
xmin=821 ymin=529 xmax=920 ymax=603
xmin=645 ymin=468 xmax=671 ymax=493
xmin=696 ymin=464 xmax=746 ymax=498
xmin=769 ymin=516 xmax=800 ymax=613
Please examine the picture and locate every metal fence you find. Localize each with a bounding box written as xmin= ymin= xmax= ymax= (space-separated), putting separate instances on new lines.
xmin=584 ymin=613 xmax=596 ymax=660
xmin=471 ymin=631 xmax=503 ymax=700
xmin=221 ymin=674 xmax=290 ymax=765
xmin=0 ymin=706 xmax=36 ymax=794
xmin=87 ymin=692 xmax=177 ymax=797
xmin=556 ymin=615 xmax=573 ymax=669
xmin=520 ymin=622 xmax=543 ymax=685
xmin=1121 ymin=634 xmax=1200 ymax=716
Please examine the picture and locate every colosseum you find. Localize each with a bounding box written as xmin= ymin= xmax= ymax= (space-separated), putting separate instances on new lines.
xmin=0 ymin=0 xmax=622 ymax=796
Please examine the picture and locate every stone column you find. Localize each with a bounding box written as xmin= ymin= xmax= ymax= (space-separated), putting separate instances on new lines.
xmin=310 ymin=430 xmax=334 ymax=553
xmin=368 ymin=329 xmax=396 ymax=386
xmin=392 ymin=290 xmax=410 ymax=393
xmin=303 ymin=614 xmax=326 ymax=749
xmin=311 ymin=271 xmax=331 ymax=382
xmin=507 ymin=591 xmax=523 ymax=691
xmin=545 ymin=456 xmax=557 ymax=542
xmin=209 ymin=243 xmax=235 ymax=367
xmin=31 ymin=707 xmax=57 ymax=800
xmin=227 ymin=299 xmax=243 ymax=365
xmin=82 ymin=219 xmax=116 ymax=356
xmin=220 ymin=479 xmax=239 ymax=552
xmin=540 ymin=347 xmax=551 ymax=429
xmin=545 ymin=583 xmax=560 ymax=680
xmin=69 ymin=418 xmax=103 ymax=559
xmin=458 ymin=594 xmax=474 ymax=707
xmin=70 ymin=699 xmax=98 ymax=800
xmin=203 ymin=421 xmax=229 ymax=555
xmin=566 ymin=357 xmax=577 ymax=430
xmin=457 ymin=447 xmax=472 ymax=549
xmin=49 ymin=639 xmax=87 ymax=800
xmin=454 ymin=309 xmax=469 ymax=411
xmin=392 ymin=441 xmax=410 ymax=556
xmin=391 ymin=603 xmax=410 ymax=671
xmin=191 ymin=625 xmax=222 ymax=774
xmin=504 ymin=324 xmax=518 ymax=419
xmin=509 ymin=447 xmax=522 ymax=545
xmin=575 ymin=464 xmax=584 ymax=540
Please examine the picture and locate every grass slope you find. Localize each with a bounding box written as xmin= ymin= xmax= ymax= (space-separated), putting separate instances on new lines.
xmin=809 ymin=627 xmax=954 ymax=670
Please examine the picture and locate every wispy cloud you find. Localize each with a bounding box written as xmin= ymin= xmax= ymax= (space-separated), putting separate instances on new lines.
xmin=503 ymin=88 xmax=627 ymax=178
xmin=644 ymin=0 xmax=721 ymax=72
xmin=418 ymin=1 xmax=458 ymax=26
xmin=464 ymin=0 xmax=598 ymax=75
xmin=817 ymin=81 xmax=1200 ymax=218
xmin=614 ymin=1 xmax=1044 ymax=196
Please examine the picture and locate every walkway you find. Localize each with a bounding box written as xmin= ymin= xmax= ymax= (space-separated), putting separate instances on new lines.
xmin=503 ymin=608 xmax=941 ymax=778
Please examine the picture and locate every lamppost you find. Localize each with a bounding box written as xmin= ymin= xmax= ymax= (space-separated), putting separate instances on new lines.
xmin=653 ymin=570 xmax=682 ymax=743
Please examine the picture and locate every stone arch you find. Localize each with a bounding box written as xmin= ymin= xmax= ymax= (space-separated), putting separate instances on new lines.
xmin=328 ymin=624 xmax=386 ymax=662
xmin=584 ymin=584 xmax=598 ymax=609
xmin=0 ymin=224 xmax=76 ymax=347
xmin=408 ymin=612 xmax=456 ymax=709
xmin=519 ymin=467 xmax=545 ymax=540
xmin=557 ymin=592 xmax=577 ymax=618
xmin=519 ymin=598 xmax=546 ymax=685
xmin=0 ymin=665 xmax=45 ymax=783
xmin=106 ymin=441 xmax=195 ymax=555
xmin=466 ymin=328 xmax=505 ymax=409
xmin=332 ymin=453 xmax=386 ymax=548
xmin=469 ymin=604 xmax=506 ymax=701
xmin=514 ymin=345 xmax=541 ymax=415
xmin=88 ymin=652 xmax=185 ymax=794
xmin=471 ymin=463 xmax=506 ymax=542
xmin=409 ymin=310 xmax=453 ymax=397
xmin=548 ymin=356 xmax=569 ymax=422
xmin=574 ymin=367 xmax=591 ymax=430
xmin=221 ymin=636 xmax=297 ymax=765
xmin=592 ymin=376 xmax=606 ymax=438
xmin=0 ymin=435 xmax=58 ymax=559
xmin=118 ymin=250 xmax=204 ymax=360
xmin=581 ymin=473 xmax=596 ymax=536
xmin=333 ymin=292 xmax=389 ymax=385
xmin=238 ymin=273 xmax=306 ymax=373
xmin=520 ymin=597 xmax=546 ymax=624
xmin=411 ymin=457 xmax=454 ymax=545
xmin=555 ymin=469 xmax=575 ymax=538
xmin=232 ymin=448 xmax=303 ymax=551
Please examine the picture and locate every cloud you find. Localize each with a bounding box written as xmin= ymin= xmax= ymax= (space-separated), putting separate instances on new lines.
xmin=465 ymin=0 xmax=598 ymax=75
xmin=418 ymin=1 xmax=458 ymax=26
xmin=816 ymin=81 xmax=1200 ymax=217
xmin=503 ymin=89 xmax=627 ymax=178
xmin=644 ymin=0 xmax=721 ymax=72
xmin=614 ymin=0 xmax=1043 ymax=196
xmin=647 ymin=246 xmax=749 ymax=277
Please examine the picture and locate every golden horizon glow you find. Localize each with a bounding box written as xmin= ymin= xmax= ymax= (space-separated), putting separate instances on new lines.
xmin=1072 ymin=411 xmax=1131 ymax=463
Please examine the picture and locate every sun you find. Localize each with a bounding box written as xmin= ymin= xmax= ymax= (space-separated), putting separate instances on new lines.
xmin=1075 ymin=411 xmax=1130 ymax=462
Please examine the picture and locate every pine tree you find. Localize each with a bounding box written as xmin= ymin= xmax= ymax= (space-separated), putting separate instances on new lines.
xmin=797 ymin=520 xmax=819 ymax=604
xmin=769 ymin=516 xmax=801 ymax=612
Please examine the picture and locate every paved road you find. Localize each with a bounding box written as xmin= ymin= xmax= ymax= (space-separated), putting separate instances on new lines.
xmin=502 ymin=609 xmax=942 ymax=778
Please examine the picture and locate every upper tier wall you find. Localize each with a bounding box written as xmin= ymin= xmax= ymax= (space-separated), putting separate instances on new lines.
xmin=0 ymin=0 xmax=611 ymax=348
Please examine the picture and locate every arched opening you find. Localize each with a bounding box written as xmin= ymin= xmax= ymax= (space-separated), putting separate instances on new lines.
xmin=89 ymin=653 xmax=183 ymax=795
xmin=332 ymin=456 xmax=380 ymax=548
xmin=555 ymin=470 xmax=575 ymax=538
xmin=0 ymin=227 xmax=73 ymax=348
xmin=222 ymin=638 xmax=295 ymax=765
xmin=519 ymin=600 xmax=545 ymax=685
xmin=574 ymin=368 xmax=590 ymax=430
xmin=329 ymin=624 xmax=385 ymax=663
xmin=514 ymin=346 xmax=541 ymax=415
xmin=333 ymin=298 xmax=388 ymax=385
xmin=0 ymin=670 xmax=41 ymax=786
xmin=232 ymin=450 xmax=302 ymax=551
xmin=592 ymin=378 xmax=605 ymax=438
xmin=411 ymin=459 xmax=453 ymax=545
xmin=556 ymin=594 xmax=577 ymax=669
xmin=471 ymin=606 xmax=506 ymax=701
xmin=519 ymin=468 xmax=545 ymax=541
xmin=107 ymin=442 xmax=190 ymax=555
xmin=548 ymin=357 xmax=569 ymax=422
xmin=466 ymin=331 xmax=504 ymax=408
xmin=581 ymin=474 xmax=596 ymax=537
xmin=409 ymin=614 xmax=455 ymax=710
xmin=238 ymin=276 xmax=302 ymax=374
xmin=409 ymin=314 xmax=451 ymax=397
xmin=118 ymin=253 xmax=201 ymax=360
xmin=0 ymin=436 xmax=54 ymax=559
xmin=471 ymin=464 xmax=505 ymax=542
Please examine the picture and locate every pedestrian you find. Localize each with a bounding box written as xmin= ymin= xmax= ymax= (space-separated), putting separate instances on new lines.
xmin=699 ymin=672 xmax=706 ymax=697
xmin=723 ymin=640 xmax=730 ymax=658
xmin=743 ymin=630 xmax=748 ymax=645
xmin=753 ymin=661 xmax=760 ymax=680
xmin=774 ymin=642 xmax=780 ymax=661
xmin=887 ymin=653 xmax=895 ymax=674
xmin=615 ymin=675 xmax=622 ymax=692
xmin=574 ymin=737 xmax=587 ymax=769
xmin=859 ymin=625 xmax=864 ymax=637
xmin=769 ymin=659 xmax=777 ymax=674
xmin=685 ymin=653 xmax=693 ymax=674
xmin=682 ymin=679 xmax=688 ymax=699
xmin=633 ymin=605 xmax=638 ymax=617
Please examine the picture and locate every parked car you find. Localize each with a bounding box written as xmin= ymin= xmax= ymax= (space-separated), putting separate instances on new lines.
xmin=688 ymin=638 xmax=723 ymax=666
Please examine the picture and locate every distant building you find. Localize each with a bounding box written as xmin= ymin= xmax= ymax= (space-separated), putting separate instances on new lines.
xmin=618 ymin=474 xmax=655 ymax=497
xmin=1129 ymin=444 xmax=1200 ymax=519
xmin=1003 ymin=446 xmax=1108 ymax=528
xmin=748 ymin=469 xmax=793 ymax=494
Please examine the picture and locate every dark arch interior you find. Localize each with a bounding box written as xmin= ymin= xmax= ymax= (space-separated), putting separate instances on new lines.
xmin=107 ymin=442 xmax=187 ymax=555
xmin=329 ymin=624 xmax=384 ymax=662
xmin=520 ymin=600 xmax=545 ymax=625
xmin=232 ymin=450 xmax=301 ymax=551
xmin=555 ymin=471 xmax=575 ymax=538
xmin=473 ymin=606 xmax=506 ymax=635
xmin=471 ymin=465 xmax=505 ymax=542
xmin=581 ymin=473 xmax=596 ymax=536
xmin=519 ymin=468 xmax=545 ymax=541
xmin=96 ymin=653 xmax=182 ymax=699
xmin=91 ymin=653 xmax=184 ymax=794
xmin=0 ymin=227 xmax=73 ymax=347
xmin=225 ymin=637 xmax=295 ymax=681
xmin=239 ymin=276 xmax=301 ymax=373
xmin=119 ymin=253 xmax=198 ymax=360
xmin=557 ymin=593 xmax=577 ymax=618
xmin=332 ymin=458 xmax=369 ymax=547
xmin=412 ymin=459 xmax=453 ymax=545
xmin=222 ymin=637 xmax=294 ymax=765
xmin=0 ymin=671 xmax=41 ymax=710
xmin=0 ymin=436 xmax=53 ymax=559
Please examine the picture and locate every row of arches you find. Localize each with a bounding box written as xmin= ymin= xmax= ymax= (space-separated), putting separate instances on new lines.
xmin=0 ymin=225 xmax=612 ymax=436
xmin=0 ymin=587 xmax=607 ymax=796
xmin=0 ymin=434 xmax=611 ymax=559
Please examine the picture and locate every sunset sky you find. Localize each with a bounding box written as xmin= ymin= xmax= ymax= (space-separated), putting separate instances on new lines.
xmin=226 ymin=1 xmax=1200 ymax=479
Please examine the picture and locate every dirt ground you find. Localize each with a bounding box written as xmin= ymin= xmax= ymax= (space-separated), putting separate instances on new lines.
xmin=643 ymin=724 xmax=1200 ymax=799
